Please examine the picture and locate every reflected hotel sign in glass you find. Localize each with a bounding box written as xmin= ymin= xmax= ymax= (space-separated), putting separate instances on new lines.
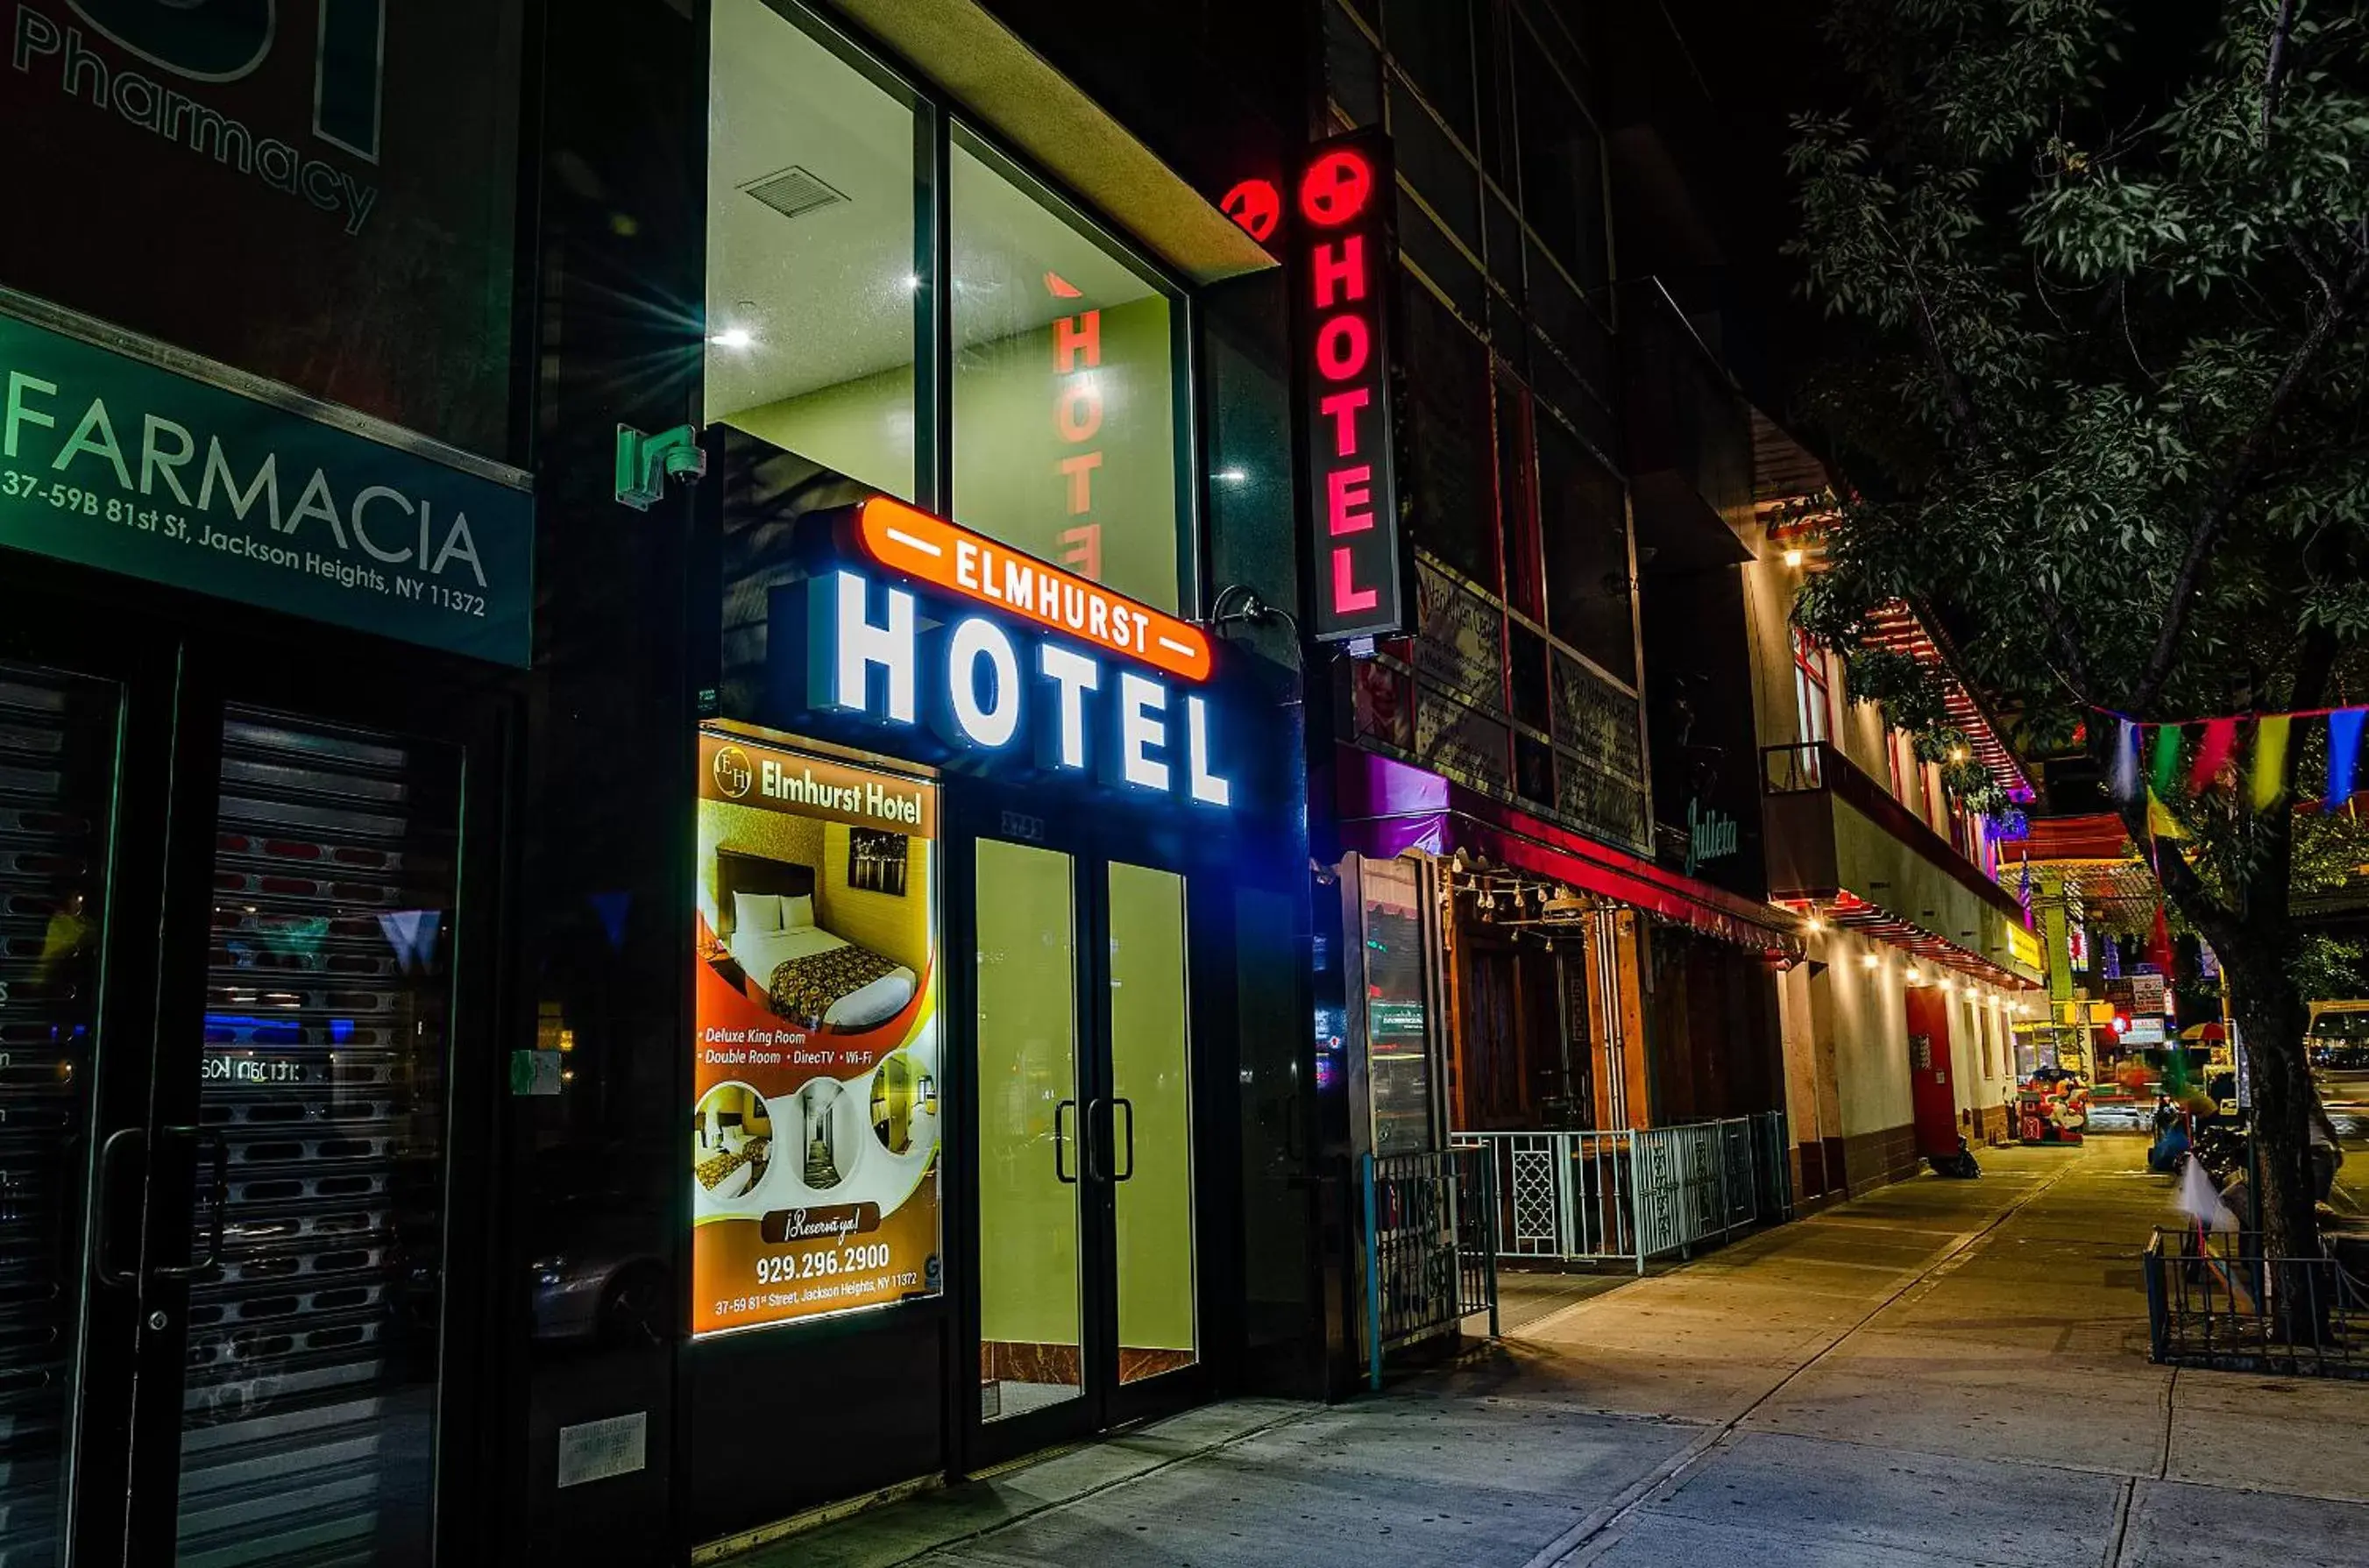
xmin=801 ymin=500 xmax=1234 ymax=808
xmin=1295 ymin=131 xmax=1404 ymax=643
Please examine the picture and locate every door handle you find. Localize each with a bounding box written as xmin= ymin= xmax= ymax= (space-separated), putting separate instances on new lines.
xmin=152 ymin=1128 xmax=229 ymax=1281
xmin=1084 ymin=1098 xmax=1107 ymax=1184
xmin=93 ymin=1127 xmax=145 ymax=1289
xmin=1113 ymin=1097 xmax=1136 ymax=1182
xmin=1053 ymin=1099 xmax=1077 ymax=1185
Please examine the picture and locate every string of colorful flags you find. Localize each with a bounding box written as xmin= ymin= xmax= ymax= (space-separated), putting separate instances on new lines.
xmin=2103 ymin=705 xmax=2365 ymax=815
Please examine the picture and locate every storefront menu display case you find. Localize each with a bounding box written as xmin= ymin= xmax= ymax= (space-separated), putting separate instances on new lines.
xmin=1355 ymin=855 xmax=1446 ymax=1159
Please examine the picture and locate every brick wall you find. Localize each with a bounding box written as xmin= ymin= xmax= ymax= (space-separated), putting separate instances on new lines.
xmin=1843 ymin=1123 xmax=1920 ymax=1194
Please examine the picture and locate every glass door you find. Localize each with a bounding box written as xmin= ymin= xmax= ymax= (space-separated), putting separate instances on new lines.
xmin=973 ymin=837 xmax=1087 ymax=1430
xmin=160 ymin=705 xmax=465 ymax=1565
xmin=965 ymin=833 xmax=1202 ymax=1461
xmin=1104 ymin=862 xmax=1195 ymax=1396
xmin=0 ymin=658 xmax=151 ymax=1568
xmin=0 ymin=610 xmax=500 ymax=1567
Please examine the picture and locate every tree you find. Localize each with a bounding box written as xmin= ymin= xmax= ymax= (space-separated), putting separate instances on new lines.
xmin=1782 ymin=0 xmax=2369 ymax=1283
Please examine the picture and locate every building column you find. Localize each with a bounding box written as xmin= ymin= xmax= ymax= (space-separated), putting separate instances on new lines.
xmin=1585 ymin=907 xmax=1652 ymax=1129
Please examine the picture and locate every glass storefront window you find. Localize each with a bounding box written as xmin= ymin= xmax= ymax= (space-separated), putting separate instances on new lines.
xmin=704 ymin=4 xmax=1193 ymax=621
xmin=952 ymin=130 xmax=1184 ymax=613
xmin=705 ymin=0 xmax=919 ymax=500
xmin=1361 ymin=855 xmax=1440 ymax=1156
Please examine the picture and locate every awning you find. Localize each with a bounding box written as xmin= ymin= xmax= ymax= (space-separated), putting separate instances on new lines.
xmin=1860 ymin=603 xmax=2034 ymax=800
xmin=1336 ymin=749 xmax=1805 ymax=961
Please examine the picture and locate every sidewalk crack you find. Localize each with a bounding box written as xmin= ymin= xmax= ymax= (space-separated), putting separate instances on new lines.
xmin=2103 ymin=1475 xmax=2138 ymax=1567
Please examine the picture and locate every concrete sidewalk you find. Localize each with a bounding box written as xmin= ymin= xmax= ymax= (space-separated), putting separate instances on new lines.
xmin=748 ymin=1141 xmax=2369 ymax=1567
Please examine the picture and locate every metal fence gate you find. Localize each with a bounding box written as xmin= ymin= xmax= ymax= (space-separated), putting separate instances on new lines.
xmin=1458 ymin=1112 xmax=1791 ymax=1274
xmin=1359 ymin=1146 xmax=1500 ymax=1388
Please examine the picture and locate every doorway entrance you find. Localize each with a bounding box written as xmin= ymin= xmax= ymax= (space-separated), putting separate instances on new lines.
xmin=959 ymin=820 xmax=1204 ymax=1465
xmin=1904 ymin=984 xmax=1960 ymax=1161
xmin=0 ymin=613 xmax=503 ymax=1567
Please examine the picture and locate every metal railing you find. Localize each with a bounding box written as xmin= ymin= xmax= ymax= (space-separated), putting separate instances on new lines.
xmin=1458 ymin=1112 xmax=1789 ymax=1274
xmin=2144 ymin=1227 xmax=2369 ymax=1380
xmin=1360 ymin=1146 xmax=1500 ymax=1389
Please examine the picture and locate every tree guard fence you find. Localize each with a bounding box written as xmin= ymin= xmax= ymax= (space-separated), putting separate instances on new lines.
xmin=2144 ymin=1227 xmax=2369 ymax=1380
xmin=1457 ymin=1113 xmax=1792 ymax=1274
xmin=1359 ymin=1146 xmax=1500 ymax=1389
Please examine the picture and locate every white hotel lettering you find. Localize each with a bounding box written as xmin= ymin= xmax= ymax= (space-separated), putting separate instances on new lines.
xmin=808 ymin=569 xmax=1232 ymax=809
xmin=952 ymin=536 xmax=1153 ymax=660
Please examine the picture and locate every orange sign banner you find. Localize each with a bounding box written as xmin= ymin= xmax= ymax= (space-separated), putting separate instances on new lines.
xmin=853 ymin=497 xmax=1213 ymax=683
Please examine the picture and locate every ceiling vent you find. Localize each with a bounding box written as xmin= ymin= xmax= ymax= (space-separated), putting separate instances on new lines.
xmin=740 ymin=165 xmax=848 ymax=222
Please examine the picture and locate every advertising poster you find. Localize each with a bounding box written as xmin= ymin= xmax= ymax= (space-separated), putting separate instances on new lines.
xmin=693 ymin=729 xmax=940 ymax=1335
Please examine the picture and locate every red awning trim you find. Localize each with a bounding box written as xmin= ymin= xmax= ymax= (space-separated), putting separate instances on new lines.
xmin=2008 ymin=812 xmax=2136 ymax=863
xmin=1335 ymin=749 xmax=1805 ymax=960
xmin=1773 ymin=890 xmax=2042 ymax=991
xmin=1862 ymin=601 xmax=2033 ymax=800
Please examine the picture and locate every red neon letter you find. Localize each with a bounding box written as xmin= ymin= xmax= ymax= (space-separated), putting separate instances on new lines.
xmin=1319 ymin=387 xmax=1370 ymax=458
xmin=1310 ymin=235 xmax=1366 ymax=309
xmin=1327 ymin=465 xmax=1374 ymax=536
xmin=1054 ymin=310 xmax=1102 ymax=372
xmin=1058 ymin=451 xmax=1103 ymax=514
xmin=1331 ymin=547 xmax=1379 ymax=614
xmin=1315 ymin=315 xmax=1370 ymax=381
xmin=1300 ymin=150 xmax=1373 ymax=227
xmin=1060 ymin=524 xmax=1103 ymax=578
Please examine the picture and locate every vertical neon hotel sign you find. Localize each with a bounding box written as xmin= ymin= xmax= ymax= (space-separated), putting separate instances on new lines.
xmin=1297 ymin=131 xmax=1403 ymax=642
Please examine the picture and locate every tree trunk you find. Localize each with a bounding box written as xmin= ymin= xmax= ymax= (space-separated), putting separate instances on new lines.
xmin=2089 ymin=719 xmax=2319 ymax=1246
xmin=2222 ymin=938 xmax=2316 ymax=1259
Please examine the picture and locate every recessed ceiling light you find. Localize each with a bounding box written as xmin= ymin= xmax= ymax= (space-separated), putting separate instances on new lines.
xmin=904 ymin=273 xmax=923 ymax=291
xmin=709 ymin=327 xmax=754 ymax=350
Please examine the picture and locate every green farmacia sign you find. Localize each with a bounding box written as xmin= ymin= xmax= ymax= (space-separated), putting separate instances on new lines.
xmin=0 ymin=309 xmax=531 ymax=665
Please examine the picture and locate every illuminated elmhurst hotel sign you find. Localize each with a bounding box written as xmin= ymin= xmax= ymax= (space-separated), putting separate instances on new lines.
xmin=806 ymin=500 xmax=1232 ymax=809
xmin=1297 ymin=131 xmax=1404 ymax=643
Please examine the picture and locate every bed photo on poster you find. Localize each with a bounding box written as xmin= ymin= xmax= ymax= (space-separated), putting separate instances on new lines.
xmin=692 ymin=729 xmax=941 ymax=1335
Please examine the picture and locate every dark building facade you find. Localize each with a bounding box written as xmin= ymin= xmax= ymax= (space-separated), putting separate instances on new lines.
xmin=1309 ymin=0 xmax=1802 ymax=1176
xmin=0 ymin=1 xmax=1934 ymax=1563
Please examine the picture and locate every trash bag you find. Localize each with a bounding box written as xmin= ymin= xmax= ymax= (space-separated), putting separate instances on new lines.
xmin=2174 ymin=1153 xmax=2238 ymax=1232
xmin=1926 ymin=1137 xmax=1982 ymax=1179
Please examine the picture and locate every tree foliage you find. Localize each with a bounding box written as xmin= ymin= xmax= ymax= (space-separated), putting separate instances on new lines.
xmin=2287 ymin=931 xmax=2369 ymax=999
xmin=1784 ymin=0 xmax=2369 ymax=1263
